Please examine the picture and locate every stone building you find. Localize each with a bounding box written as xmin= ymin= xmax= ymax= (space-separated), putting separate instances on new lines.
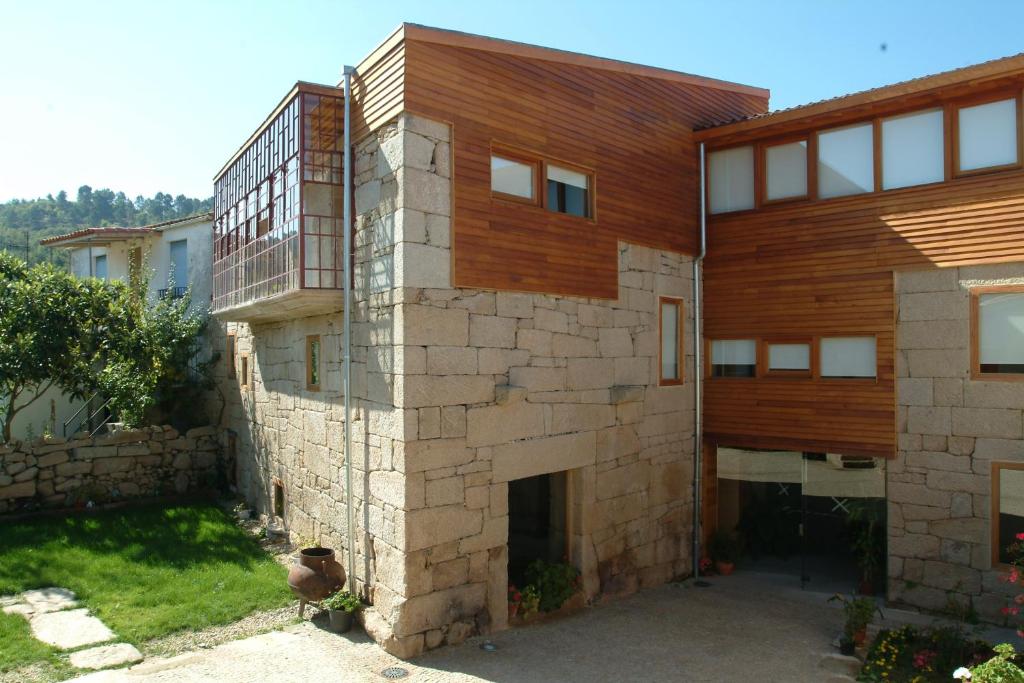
xmin=208 ymin=24 xmax=1024 ymax=656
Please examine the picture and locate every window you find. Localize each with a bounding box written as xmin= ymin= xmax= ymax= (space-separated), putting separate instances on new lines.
xmin=169 ymin=239 xmax=188 ymax=287
xmin=881 ymin=109 xmax=944 ymax=190
xmin=764 ymin=140 xmax=808 ymax=201
xmin=765 ymin=341 xmax=811 ymax=376
xmin=547 ymin=165 xmax=590 ymax=218
xmin=708 ymin=146 xmax=755 ymax=214
xmin=306 ymin=335 xmax=321 ymax=391
xmin=273 ymin=477 xmax=285 ymax=519
xmin=240 ymin=353 xmax=250 ymax=389
xmin=957 ymin=97 xmax=1019 ymax=174
xmin=992 ymin=462 xmax=1024 ymax=566
xmin=93 ymin=254 xmax=107 ymax=281
xmin=226 ymin=333 xmax=236 ymax=379
xmin=818 ymin=123 xmax=874 ymax=198
xmin=972 ymin=287 xmax=1024 ymax=378
xmin=710 ymin=339 xmax=757 ymax=378
xmin=820 ymin=337 xmax=876 ymax=378
xmin=491 ymin=154 xmax=536 ymax=201
xmin=660 ymin=298 xmax=683 ymax=385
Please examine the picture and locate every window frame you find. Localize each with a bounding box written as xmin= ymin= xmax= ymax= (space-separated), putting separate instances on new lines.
xmin=706 ymin=143 xmax=757 ymax=215
xmin=817 ymin=335 xmax=879 ymax=382
xmin=970 ymin=284 xmax=1024 ymax=381
xmin=226 ymin=333 xmax=236 ymax=380
xmin=952 ymin=91 xmax=1024 ymax=179
xmin=760 ymin=136 xmax=813 ymax=205
xmin=545 ymin=159 xmax=595 ymax=219
xmin=239 ymin=352 xmax=251 ymax=390
xmin=490 ymin=143 xmax=595 ymax=220
xmin=991 ymin=461 xmax=1024 ymax=568
xmin=815 ymin=121 xmax=876 ymax=199
xmin=760 ymin=338 xmax=814 ymax=379
xmin=306 ymin=334 xmax=322 ymax=391
xmin=706 ymin=337 xmax=759 ymax=380
xmin=490 ymin=147 xmax=541 ymax=206
xmin=659 ymin=296 xmax=685 ymax=386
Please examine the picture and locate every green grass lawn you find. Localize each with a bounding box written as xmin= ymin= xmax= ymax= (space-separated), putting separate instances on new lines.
xmin=0 ymin=502 xmax=292 ymax=673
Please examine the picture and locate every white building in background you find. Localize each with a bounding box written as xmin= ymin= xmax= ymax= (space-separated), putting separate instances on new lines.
xmin=2 ymin=213 xmax=216 ymax=442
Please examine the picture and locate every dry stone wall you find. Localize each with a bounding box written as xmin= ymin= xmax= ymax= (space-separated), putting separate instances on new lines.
xmin=890 ymin=263 xmax=1024 ymax=621
xmin=0 ymin=425 xmax=221 ymax=515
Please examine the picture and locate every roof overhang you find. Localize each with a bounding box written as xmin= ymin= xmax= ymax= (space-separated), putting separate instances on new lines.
xmin=40 ymin=228 xmax=153 ymax=248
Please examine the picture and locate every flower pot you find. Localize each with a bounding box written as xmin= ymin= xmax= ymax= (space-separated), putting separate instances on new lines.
xmin=852 ymin=627 xmax=867 ymax=647
xmin=715 ymin=560 xmax=735 ymax=576
xmin=328 ymin=609 xmax=354 ymax=633
xmin=288 ymin=547 xmax=346 ymax=617
xmin=508 ymin=603 xmax=519 ymax=620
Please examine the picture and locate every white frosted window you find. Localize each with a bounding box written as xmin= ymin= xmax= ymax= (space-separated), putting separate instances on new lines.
xmin=978 ymin=291 xmax=1024 ymax=373
xmin=959 ymin=98 xmax=1018 ymax=172
xmin=491 ymin=156 xmax=534 ymax=199
xmin=820 ymin=337 xmax=876 ymax=378
xmin=711 ymin=339 xmax=757 ymax=378
xmin=818 ymin=123 xmax=874 ymax=198
xmin=661 ymin=301 xmax=681 ymax=381
xmin=709 ymin=146 xmax=755 ymax=214
xmin=881 ymin=109 xmax=944 ymax=190
xmin=765 ymin=141 xmax=808 ymax=200
xmin=768 ymin=343 xmax=810 ymax=371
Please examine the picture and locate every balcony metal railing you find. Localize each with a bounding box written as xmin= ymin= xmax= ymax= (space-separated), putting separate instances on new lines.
xmin=158 ymin=286 xmax=188 ymax=300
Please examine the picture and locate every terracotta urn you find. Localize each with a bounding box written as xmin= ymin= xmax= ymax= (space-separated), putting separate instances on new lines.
xmin=288 ymin=547 xmax=346 ymax=615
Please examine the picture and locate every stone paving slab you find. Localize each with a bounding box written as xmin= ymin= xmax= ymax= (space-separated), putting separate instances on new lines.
xmin=22 ymin=587 xmax=79 ymax=613
xmin=2 ymin=602 xmax=36 ymax=616
xmin=71 ymin=644 xmax=144 ymax=670
xmin=31 ymin=608 xmax=116 ymax=649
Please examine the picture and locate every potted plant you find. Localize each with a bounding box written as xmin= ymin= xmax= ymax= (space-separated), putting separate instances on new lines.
xmin=829 ymin=593 xmax=881 ymax=648
xmin=847 ymin=504 xmax=884 ymax=595
xmin=322 ymin=590 xmax=361 ymax=633
xmin=708 ymin=531 xmax=741 ymax=575
xmin=519 ymin=585 xmax=540 ymax=620
xmin=508 ymin=584 xmax=522 ymax=620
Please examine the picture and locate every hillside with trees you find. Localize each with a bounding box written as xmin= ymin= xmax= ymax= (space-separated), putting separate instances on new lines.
xmin=0 ymin=186 xmax=213 ymax=266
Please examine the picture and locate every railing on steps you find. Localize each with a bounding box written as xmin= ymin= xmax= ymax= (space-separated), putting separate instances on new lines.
xmin=62 ymin=394 xmax=115 ymax=438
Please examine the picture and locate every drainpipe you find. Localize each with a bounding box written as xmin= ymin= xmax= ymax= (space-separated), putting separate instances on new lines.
xmin=342 ymin=65 xmax=356 ymax=591
xmin=692 ymin=142 xmax=707 ymax=580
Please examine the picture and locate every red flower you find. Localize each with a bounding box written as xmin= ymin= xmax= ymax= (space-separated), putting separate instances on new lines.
xmin=1016 ymin=532 xmax=1024 ymax=541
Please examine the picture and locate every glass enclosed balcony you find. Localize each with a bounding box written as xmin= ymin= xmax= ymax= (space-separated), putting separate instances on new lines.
xmin=211 ymin=83 xmax=346 ymax=323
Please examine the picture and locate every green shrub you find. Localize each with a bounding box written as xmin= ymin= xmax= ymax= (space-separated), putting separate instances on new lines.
xmin=524 ymin=559 xmax=580 ymax=613
xmin=322 ymin=590 xmax=362 ymax=613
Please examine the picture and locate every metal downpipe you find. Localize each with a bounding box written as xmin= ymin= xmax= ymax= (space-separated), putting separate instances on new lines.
xmin=342 ymin=65 xmax=356 ymax=591
xmin=692 ymin=142 xmax=707 ymax=581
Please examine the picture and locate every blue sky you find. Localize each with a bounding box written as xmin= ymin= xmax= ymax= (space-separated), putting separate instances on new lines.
xmin=1 ymin=0 xmax=1021 ymax=203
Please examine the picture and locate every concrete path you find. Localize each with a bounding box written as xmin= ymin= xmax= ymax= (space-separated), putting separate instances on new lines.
xmin=71 ymin=573 xmax=853 ymax=682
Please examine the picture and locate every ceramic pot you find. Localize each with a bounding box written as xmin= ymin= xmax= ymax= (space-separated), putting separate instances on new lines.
xmin=328 ymin=609 xmax=354 ymax=633
xmin=288 ymin=547 xmax=346 ymax=603
xmin=715 ymin=560 xmax=735 ymax=576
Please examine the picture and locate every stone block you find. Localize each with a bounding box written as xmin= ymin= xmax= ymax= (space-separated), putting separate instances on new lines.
xmin=509 ymin=366 xmax=566 ymax=392
xmin=400 ymin=374 xmax=494 ymax=408
xmin=399 ymin=166 xmax=450 ymax=216
xmin=906 ymin=349 xmax=968 ymax=378
xmin=36 ymin=452 xmax=69 ymax=468
xmin=922 ymin=560 xmax=981 ymax=593
xmin=469 ymin=315 xmax=516 ymax=349
xmin=419 ymin=407 xmax=441 ymax=440
xmin=598 ymin=328 xmax=633 ymax=357
xmin=440 ymin=406 xmax=467 ymax=438
xmin=929 ymin=517 xmax=987 ymax=543
xmin=401 ymin=304 xmax=468 ymax=347
xmin=897 ymin=268 xmax=959 ymax=293
xmin=596 ymin=461 xmax=650 ymax=500
xmin=964 ymin=381 xmax=1024 ymax=410
xmin=0 ymin=481 xmax=35 ymax=500
xmin=494 ymin=385 xmax=527 ymax=405
xmin=406 ymin=506 xmax=483 ymax=552
xmin=172 ymin=452 xmax=192 ymax=470
xmin=952 ymin=407 xmax=1022 ymax=439
xmin=73 ymin=446 xmax=117 ymax=460
xmin=426 ymin=346 xmax=477 ymax=376
xmin=906 ymin=406 xmax=951 ymax=436
xmin=934 ymin=379 xmax=964 ymax=407
xmin=972 ymin=438 xmax=1024 ymax=461
xmin=578 ymin=304 xmax=614 ymax=328
xmin=495 ymin=293 xmax=533 ymax=318
xmin=404 ymin=439 xmax=477 ymax=473
xmin=567 ymin=358 xmax=614 ymax=391
xmin=459 ymin=515 xmax=508 ymax=554
xmin=517 ymin=329 xmax=553 ymax=356
xmin=551 ymin=333 xmax=599 ymax=358
xmin=370 ymin=470 xmax=407 ymax=508
xmin=92 ymin=458 xmax=133 ymax=475
xmin=548 ymin=404 xmax=616 ymax=435
xmin=897 ymin=378 xmax=933 ymax=407
xmin=534 ymin=307 xmax=569 ymax=334
xmin=888 ymin=532 xmax=940 ymax=559
xmin=466 ymin=402 xmax=545 ymax=447
xmin=393 ymin=583 xmax=486 ymax=637
xmin=492 ymin=431 xmax=596 ymax=483
xmin=396 ymin=242 xmax=450 ymax=289
xmin=899 ymin=290 xmax=967 ymax=322
xmin=614 ymin=357 xmax=650 ymax=386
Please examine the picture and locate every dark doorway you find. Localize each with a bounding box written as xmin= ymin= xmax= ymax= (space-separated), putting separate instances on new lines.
xmin=508 ymin=471 xmax=568 ymax=587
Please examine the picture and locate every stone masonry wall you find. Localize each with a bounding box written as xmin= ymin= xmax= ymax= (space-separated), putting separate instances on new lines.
xmin=0 ymin=425 xmax=222 ymax=515
xmin=356 ymin=113 xmax=697 ymax=657
xmin=890 ymin=263 xmax=1024 ymax=621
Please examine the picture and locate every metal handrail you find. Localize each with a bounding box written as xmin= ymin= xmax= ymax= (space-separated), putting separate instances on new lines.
xmin=85 ymin=397 xmax=114 ymax=437
xmin=63 ymin=393 xmax=98 ymax=437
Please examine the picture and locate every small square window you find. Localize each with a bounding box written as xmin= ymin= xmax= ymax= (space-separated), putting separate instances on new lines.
xmin=881 ymin=109 xmax=944 ymax=190
xmin=306 ymin=335 xmax=321 ymax=391
xmin=710 ymin=340 xmax=757 ymax=378
xmin=491 ymin=155 xmax=536 ymax=201
xmin=958 ymin=97 xmax=1019 ymax=173
xmin=818 ymin=123 xmax=874 ymax=198
xmin=660 ymin=298 xmax=683 ymax=385
xmin=820 ymin=337 xmax=876 ymax=379
xmin=992 ymin=462 xmax=1024 ymax=566
xmin=765 ymin=140 xmax=808 ymax=201
xmin=973 ymin=287 xmax=1024 ymax=377
xmin=547 ymin=165 xmax=590 ymax=218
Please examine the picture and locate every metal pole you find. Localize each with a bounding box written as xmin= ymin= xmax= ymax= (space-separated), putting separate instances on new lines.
xmin=693 ymin=142 xmax=707 ymax=581
xmin=342 ymin=65 xmax=356 ymax=591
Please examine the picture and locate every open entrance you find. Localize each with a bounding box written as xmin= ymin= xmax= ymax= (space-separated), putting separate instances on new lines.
xmin=713 ymin=447 xmax=886 ymax=595
xmin=507 ymin=471 xmax=568 ymax=587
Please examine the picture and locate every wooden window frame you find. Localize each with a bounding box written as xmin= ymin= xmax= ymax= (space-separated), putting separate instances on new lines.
xmin=759 ymin=338 xmax=814 ymax=379
xmin=952 ymin=90 xmax=1024 ymax=179
xmin=705 ymin=337 xmax=758 ymax=380
xmin=816 ymin=335 xmax=879 ymax=383
xmin=239 ymin=352 xmax=251 ymax=389
xmin=491 ymin=143 xmax=596 ymax=220
xmin=970 ymin=285 xmax=1024 ymax=381
xmin=759 ymin=136 xmax=813 ymax=205
xmin=991 ymin=461 xmax=1024 ymax=568
xmin=226 ymin=333 xmax=237 ymax=380
xmin=306 ymin=334 xmax=321 ymax=391
xmin=659 ymin=296 xmax=685 ymax=386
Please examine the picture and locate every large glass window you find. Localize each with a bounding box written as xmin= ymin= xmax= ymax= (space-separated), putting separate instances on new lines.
xmin=881 ymin=109 xmax=945 ymax=190
xmin=958 ymin=98 xmax=1019 ymax=173
xmin=820 ymin=337 xmax=876 ymax=378
xmin=974 ymin=289 xmax=1024 ymax=376
xmin=547 ymin=165 xmax=590 ymax=218
xmin=765 ymin=140 xmax=808 ymax=200
xmin=767 ymin=342 xmax=811 ymax=374
xmin=708 ymin=146 xmax=755 ymax=214
xmin=711 ymin=339 xmax=757 ymax=378
xmin=660 ymin=298 xmax=683 ymax=384
xmin=818 ymin=123 xmax=874 ymax=198
xmin=491 ymin=155 xmax=535 ymax=200
xmin=994 ymin=463 xmax=1024 ymax=565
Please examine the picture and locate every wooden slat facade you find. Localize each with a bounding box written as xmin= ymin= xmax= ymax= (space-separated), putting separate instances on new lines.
xmin=399 ymin=34 xmax=767 ymax=297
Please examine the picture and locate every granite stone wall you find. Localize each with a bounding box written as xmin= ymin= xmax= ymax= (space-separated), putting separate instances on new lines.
xmin=0 ymin=425 xmax=221 ymax=514
xmin=890 ymin=263 xmax=1024 ymax=621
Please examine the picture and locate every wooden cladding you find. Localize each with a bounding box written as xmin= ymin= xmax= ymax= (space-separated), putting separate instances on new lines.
xmin=401 ymin=37 xmax=767 ymax=298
